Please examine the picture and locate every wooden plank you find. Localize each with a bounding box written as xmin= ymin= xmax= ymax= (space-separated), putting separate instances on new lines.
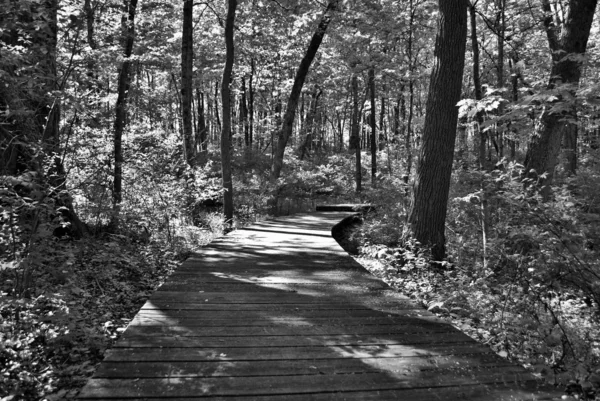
xmin=102 ymin=344 xmax=495 ymax=362
xmin=93 ymin=354 xmax=516 ymax=378
xmin=139 ymin=302 xmax=419 ymax=311
xmin=148 ymin=291 xmax=412 ymax=304
xmin=162 ymin=276 xmax=387 ymax=285
xmin=169 ymin=265 xmax=372 ymax=282
xmin=76 ymin=382 xmax=558 ymax=401
xmin=129 ymin=314 xmax=443 ymax=327
xmin=156 ymin=282 xmax=389 ymax=293
xmin=113 ymin=332 xmax=475 ymax=348
xmin=134 ymin=308 xmax=427 ymax=319
xmin=77 ymin=368 xmax=534 ymax=398
xmin=129 ymin=315 xmax=443 ymax=327
xmin=122 ymin=323 xmax=456 ymax=337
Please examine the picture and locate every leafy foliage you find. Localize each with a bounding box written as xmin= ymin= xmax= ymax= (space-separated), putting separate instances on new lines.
xmin=358 ymin=160 xmax=600 ymax=398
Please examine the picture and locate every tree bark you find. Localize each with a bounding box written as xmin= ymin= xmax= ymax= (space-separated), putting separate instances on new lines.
xmin=241 ymin=77 xmax=249 ymax=147
xmin=405 ymin=0 xmax=415 ymax=180
xmin=408 ymin=0 xmax=468 ymax=261
xmin=470 ymin=1 xmax=490 ymax=269
xmin=196 ymin=88 xmax=208 ymax=164
xmin=270 ymin=0 xmax=338 ymax=180
xmin=181 ymin=0 xmax=196 ymax=167
xmin=524 ymin=0 xmax=597 ymax=196
xmin=249 ymin=59 xmax=255 ymax=147
xmin=470 ymin=3 xmax=486 ymax=169
xmin=112 ymin=0 xmax=138 ymax=215
xmin=369 ymin=67 xmax=377 ymax=186
xmin=351 ymin=75 xmax=362 ymax=192
xmin=221 ymin=0 xmax=237 ymax=224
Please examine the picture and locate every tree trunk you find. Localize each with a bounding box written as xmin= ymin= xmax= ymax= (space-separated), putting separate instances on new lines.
xmin=379 ymin=95 xmax=386 ymax=151
xmin=524 ymin=0 xmax=597 ymax=197
xmin=299 ymin=88 xmax=322 ymax=160
xmin=470 ymin=4 xmax=486 ymax=169
xmin=196 ymin=88 xmax=208 ymax=164
xmin=270 ymin=0 xmax=338 ymax=180
xmin=241 ymin=77 xmax=249 ymax=147
xmin=181 ymin=0 xmax=195 ymax=167
xmin=470 ymin=1 xmax=490 ymax=269
xmin=405 ymin=0 xmax=415 ymax=180
xmin=221 ymin=0 xmax=237 ymax=224
xmin=351 ymin=75 xmax=362 ymax=192
xmin=249 ymin=59 xmax=255 ymax=147
xmin=408 ymin=0 xmax=468 ymax=261
xmin=113 ymin=0 xmax=138 ymax=215
xmin=369 ymin=67 xmax=377 ymax=186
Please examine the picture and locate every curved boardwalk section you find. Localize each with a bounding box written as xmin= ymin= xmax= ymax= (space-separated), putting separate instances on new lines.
xmin=78 ymin=211 xmax=560 ymax=400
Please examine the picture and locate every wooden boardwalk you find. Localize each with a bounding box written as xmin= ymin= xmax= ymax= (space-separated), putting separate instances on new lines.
xmin=78 ymin=211 xmax=561 ymax=400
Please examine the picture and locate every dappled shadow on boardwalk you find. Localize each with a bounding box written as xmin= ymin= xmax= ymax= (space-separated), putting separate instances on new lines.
xmin=77 ymin=212 xmax=561 ymax=400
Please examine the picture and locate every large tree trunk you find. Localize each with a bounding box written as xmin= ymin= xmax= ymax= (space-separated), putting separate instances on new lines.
xmin=408 ymin=0 xmax=468 ymax=261
xmin=221 ymin=0 xmax=237 ymax=224
xmin=524 ymin=0 xmax=597 ymax=197
xmin=270 ymin=0 xmax=338 ymax=180
xmin=181 ymin=0 xmax=196 ymax=167
xmin=113 ymin=0 xmax=138 ymax=217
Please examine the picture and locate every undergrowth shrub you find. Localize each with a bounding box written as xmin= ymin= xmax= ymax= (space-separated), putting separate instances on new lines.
xmin=445 ymin=161 xmax=600 ymax=392
xmin=358 ymin=161 xmax=600 ymax=397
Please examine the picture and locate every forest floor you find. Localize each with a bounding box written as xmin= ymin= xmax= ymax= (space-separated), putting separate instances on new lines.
xmin=0 ymin=235 xmax=189 ymax=400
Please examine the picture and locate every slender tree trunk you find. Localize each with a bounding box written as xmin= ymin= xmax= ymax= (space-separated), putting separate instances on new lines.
xmin=408 ymin=0 xmax=468 ymax=261
xmin=270 ymin=0 xmax=338 ymax=180
xmin=369 ymin=67 xmax=377 ymax=186
xmin=84 ymin=0 xmax=97 ymax=90
xmin=181 ymin=0 xmax=195 ymax=167
xmin=379 ymin=95 xmax=386 ymax=151
xmin=524 ymin=0 xmax=597 ymax=197
xmin=299 ymin=89 xmax=321 ymax=160
xmin=470 ymin=1 xmax=490 ymax=269
xmin=405 ymin=0 xmax=415 ymax=179
xmin=196 ymin=88 xmax=208 ymax=164
xmin=241 ymin=77 xmax=249 ymax=147
xmin=221 ymin=0 xmax=237 ymax=224
xmin=495 ymin=0 xmax=506 ymax=161
xmin=113 ymin=0 xmax=138 ymax=217
xmin=351 ymin=75 xmax=362 ymax=192
xmin=249 ymin=59 xmax=255 ymax=147
xmin=214 ymin=80 xmax=221 ymax=134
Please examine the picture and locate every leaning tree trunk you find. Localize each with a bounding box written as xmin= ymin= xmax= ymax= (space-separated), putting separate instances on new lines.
xmin=408 ymin=0 xmax=468 ymax=261
xmin=270 ymin=0 xmax=338 ymax=181
xmin=113 ymin=0 xmax=138 ymax=218
xmin=221 ymin=0 xmax=237 ymax=224
xmin=524 ymin=0 xmax=597 ymax=198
